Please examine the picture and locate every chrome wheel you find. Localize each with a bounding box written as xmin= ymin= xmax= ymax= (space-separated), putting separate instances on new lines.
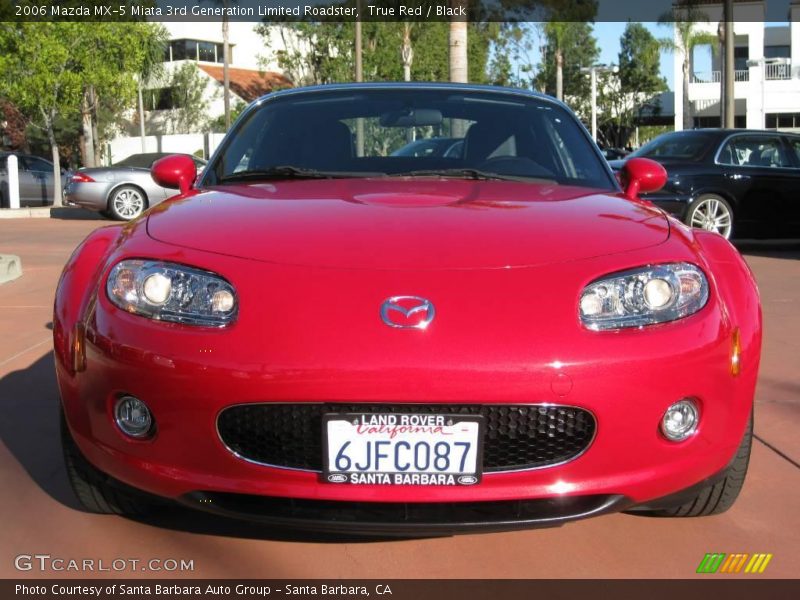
xmin=689 ymin=196 xmax=733 ymax=239
xmin=110 ymin=187 xmax=145 ymax=220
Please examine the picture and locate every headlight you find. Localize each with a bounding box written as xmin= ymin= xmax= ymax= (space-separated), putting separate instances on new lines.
xmin=579 ymin=262 xmax=708 ymax=331
xmin=107 ymin=260 xmax=237 ymax=327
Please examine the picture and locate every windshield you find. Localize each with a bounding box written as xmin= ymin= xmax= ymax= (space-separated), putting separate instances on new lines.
xmin=631 ymin=132 xmax=715 ymax=160
xmin=205 ymin=88 xmax=614 ymax=189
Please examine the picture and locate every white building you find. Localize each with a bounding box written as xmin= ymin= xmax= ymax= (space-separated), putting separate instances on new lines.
xmin=140 ymin=22 xmax=290 ymax=134
xmin=675 ymin=0 xmax=800 ymax=131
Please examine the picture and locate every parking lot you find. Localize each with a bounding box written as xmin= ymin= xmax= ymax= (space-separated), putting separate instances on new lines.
xmin=0 ymin=217 xmax=798 ymax=579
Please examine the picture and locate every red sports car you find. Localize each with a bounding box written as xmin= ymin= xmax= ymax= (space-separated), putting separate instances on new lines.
xmin=54 ymin=84 xmax=761 ymax=534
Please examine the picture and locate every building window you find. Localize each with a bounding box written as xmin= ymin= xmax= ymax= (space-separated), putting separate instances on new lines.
xmin=766 ymin=113 xmax=800 ymax=129
xmin=694 ymin=116 xmax=746 ymax=129
xmin=165 ymin=39 xmax=227 ymax=64
xmin=734 ymin=46 xmax=749 ymax=71
xmin=198 ymin=41 xmax=216 ymax=62
xmin=764 ymin=45 xmax=790 ymax=59
xmin=170 ymin=40 xmax=189 ymax=61
xmin=146 ymin=88 xmax=179 ymax=111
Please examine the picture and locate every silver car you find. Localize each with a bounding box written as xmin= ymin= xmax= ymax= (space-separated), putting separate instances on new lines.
xmin=64 ymin=153 xmax=207 ymax=220
xmin=0 ymin=152 xmax=69 ymax=207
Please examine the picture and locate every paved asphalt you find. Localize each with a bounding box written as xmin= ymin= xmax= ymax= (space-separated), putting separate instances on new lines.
xmin=0 ymin=218 xmax=798 ymax=579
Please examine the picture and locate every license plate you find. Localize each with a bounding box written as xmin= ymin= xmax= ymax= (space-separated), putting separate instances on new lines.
xmin=323 ymin=413 xmax=483 ymax=486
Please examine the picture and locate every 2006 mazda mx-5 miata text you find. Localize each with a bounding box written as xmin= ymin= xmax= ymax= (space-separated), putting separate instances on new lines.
xmin=54 ymin=84 xmax=761 ymax=534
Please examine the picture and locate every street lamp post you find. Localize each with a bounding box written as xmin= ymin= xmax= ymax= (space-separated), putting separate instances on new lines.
xmin=580 ymin=64 xmax=617 ymax=142
xmin=746 ymin=57 xmax=790 ymax=129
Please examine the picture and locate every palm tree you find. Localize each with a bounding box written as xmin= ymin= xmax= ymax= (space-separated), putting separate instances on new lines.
xmin=448 ymin=4 xmax=468 ymax=84
xmin=136 ymin=26 xmax=169 ymax=152
xmin=222 ymin=5 xmax=231 ymax=130
xmin=544 ymin=22 xmax=569 ymax=101
xmin=660 ymin=3 xmax=718 ymax=130
xmin=401 ymin=22 xmax=413 ymax=83
xmin=213 ymin=0 xmax=234 ymax=130
xmin=402 ymin=22 xmax=415 ymax=143
xmin=449 ymin=1 xmax=468 ymax=138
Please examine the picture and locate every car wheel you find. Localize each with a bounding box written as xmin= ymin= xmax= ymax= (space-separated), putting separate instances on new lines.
xmin=686 ymin=194 xmax=734 ymax=239
xmin=646 ymin=413 xmax=752 ymax=517
xmin=61 ymin=410 xmax=158 ymax=515
xmin=108 ymin=186 xmax=147 ymax=221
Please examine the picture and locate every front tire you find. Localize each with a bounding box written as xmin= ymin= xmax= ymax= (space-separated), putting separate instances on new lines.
xmin=61 ymin=411 xmax=158 ymax=515
xmin=108 ymin=185 xmax=147 ymax=221
xmin=686 ymin=194 xmax=734 ymax=239
xmin=647 ymin=413 xmax=752 ymax=517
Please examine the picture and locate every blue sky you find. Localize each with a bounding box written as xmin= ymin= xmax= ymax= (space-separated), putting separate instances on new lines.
xmin=595 ymin=22 xmax=675 ymax=90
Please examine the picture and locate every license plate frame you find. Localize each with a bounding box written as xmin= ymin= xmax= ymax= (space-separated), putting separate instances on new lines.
xmin=322 ymin=412 xmax=484 ymax=486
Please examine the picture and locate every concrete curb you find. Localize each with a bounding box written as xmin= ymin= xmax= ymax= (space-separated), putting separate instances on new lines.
xmin=0 ymin=254 xmax=22 ymax=284
xmin=0 ymin=207 xmax=51 ymax=219
xmin=0 ymin=207 xmax=103 ymax=220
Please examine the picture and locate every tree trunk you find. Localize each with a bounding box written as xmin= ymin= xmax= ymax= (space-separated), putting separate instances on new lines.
xmin=138 ymin=79 xmax=147 ymax=152
xmin=89 ymin=86 xmax=101 ymax=165
xmin=354 ymin=2 xmax=364 ymax=156
xmin=80 ymin=89 xmax=95 ymax=168
xmin=555 ymin=49 xmax=564 ymax=101
xmin=449 ymin=3 xmax=468 ymax=138
xmin=222 ymin=7 xmax=231 ymax=130
xmin=723 ymin=0 xmax=735 ymax=128
xmin=718 ymin=22 xmax=725 ymax=126
xmin=47 ymin=119 xmax=62 ymax=207
xmin=402 ymin=23 xmax=413 ymax=82
xmin=448 ymin=16 xmax=468 ymax=83
xmin=402 ymin=23 xmax=414 ymax=142
xmin=683 ymin=56 xmax=693 ymax=130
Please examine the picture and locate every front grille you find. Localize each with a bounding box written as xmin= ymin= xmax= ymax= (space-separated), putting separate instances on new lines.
xmin=217 ymin=403 xmax=595 ymax=473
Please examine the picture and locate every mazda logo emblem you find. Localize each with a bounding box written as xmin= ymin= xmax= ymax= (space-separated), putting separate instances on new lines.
xmin=380 ymin=296 xmax=435 ymax=330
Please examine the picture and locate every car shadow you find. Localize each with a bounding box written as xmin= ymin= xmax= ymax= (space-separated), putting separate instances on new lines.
xmin=0 ymin=350 xmax=409 ymax=543
xmin=49 ymin=207 xmax=105 ymax=220
xmin=735 ymin=239 xmax=800 ymax=260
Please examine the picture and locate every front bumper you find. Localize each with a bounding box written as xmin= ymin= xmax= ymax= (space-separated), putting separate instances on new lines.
xmin=178 ymin=492 xmax=632 ymax=535
xmin=58 ymin=292 xmax=756 ymax=512
xmin=175 ymin=460 xmax=735 ymax=534
xmin=55 ymin=226 xmax=760 ymax=527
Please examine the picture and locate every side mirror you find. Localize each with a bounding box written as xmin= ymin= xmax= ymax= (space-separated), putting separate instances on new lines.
xmin=151 ymin=154 xmax=197 ymax=195
xmin=621 ymin=157 xmax=667 ymax=200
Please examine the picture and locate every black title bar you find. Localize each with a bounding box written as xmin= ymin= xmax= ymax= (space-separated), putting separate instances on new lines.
xmin=2 ymin=0 xmax=798 ymax=22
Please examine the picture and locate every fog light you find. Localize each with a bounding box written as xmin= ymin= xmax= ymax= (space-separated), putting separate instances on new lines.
xmin=114 ymin=396 xmax=153 ymax=438
xmin=661 ymin=399 xmax=699 ymax=441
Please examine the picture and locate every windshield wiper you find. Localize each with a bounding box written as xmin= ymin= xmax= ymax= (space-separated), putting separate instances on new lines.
xmin=218 ymin=166 xmax=377 ymax=183
xmin=391 ymin=168 xmax=532 ymax=182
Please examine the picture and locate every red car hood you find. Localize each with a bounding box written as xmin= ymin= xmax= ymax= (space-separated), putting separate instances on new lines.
xmin=146 ymin=178 xmax=669 ymax=270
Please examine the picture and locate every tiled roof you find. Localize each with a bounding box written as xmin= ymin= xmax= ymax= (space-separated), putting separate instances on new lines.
xmin=197 ymin=65 xmax=292 ymax=102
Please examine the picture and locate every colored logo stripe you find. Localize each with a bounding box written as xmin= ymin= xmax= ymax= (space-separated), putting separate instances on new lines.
xmin=697 ymin=553 xmax=726 ymax=574
xmin=697 ymin=553 xmax=772 ymax=574
xmin=719 ymin=554 xmax=749 ymax=573
xmin=745 ymin=554 xmax=773 ymax=574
